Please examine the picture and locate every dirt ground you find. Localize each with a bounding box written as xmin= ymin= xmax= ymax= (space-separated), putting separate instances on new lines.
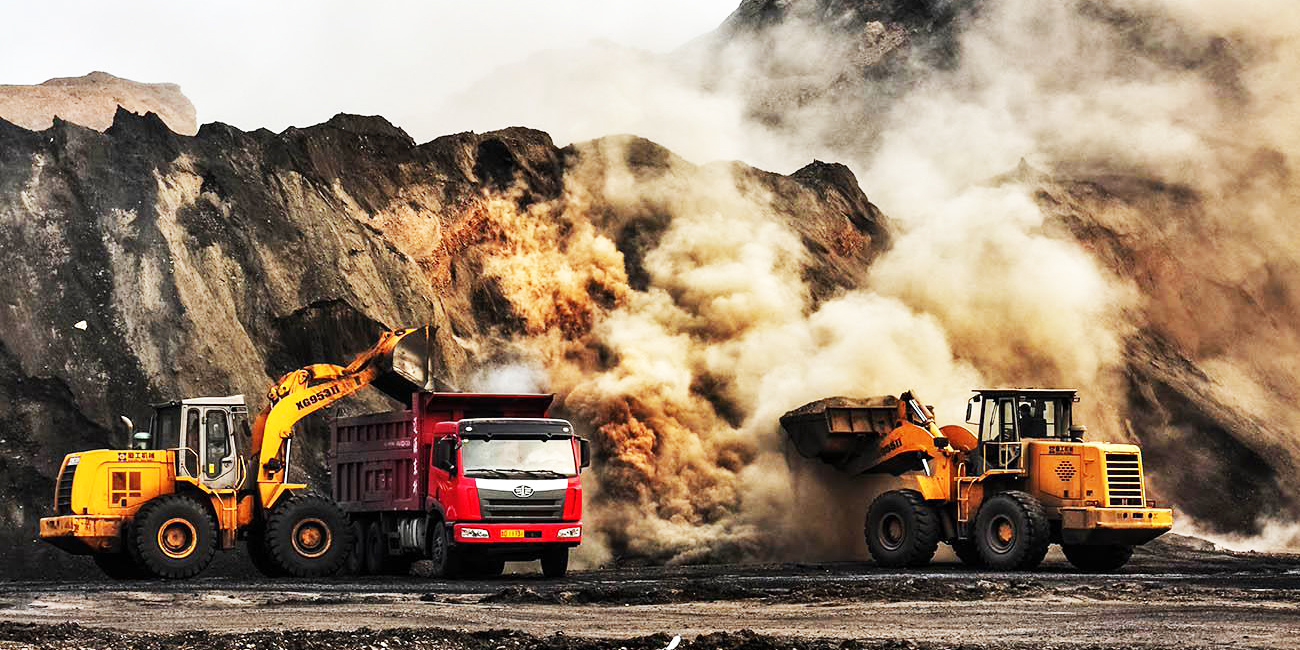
xmin=1 ymin=539 xmax=1298 ymax=649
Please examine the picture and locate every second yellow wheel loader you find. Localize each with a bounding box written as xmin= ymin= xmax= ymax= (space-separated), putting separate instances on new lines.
xmin=781 ymin=389 xmax=1173 ymax=571
xmin=38 ymin=327 xmax=440 ymax=579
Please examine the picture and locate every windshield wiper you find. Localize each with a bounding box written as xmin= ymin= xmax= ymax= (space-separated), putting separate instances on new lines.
xmin=522 ymin=469 xmax=569 ymax=478
xmin=464 ymin=468 xmax=511 ymax=478
xmin=475 ymin=468 xmax=569 ymax=478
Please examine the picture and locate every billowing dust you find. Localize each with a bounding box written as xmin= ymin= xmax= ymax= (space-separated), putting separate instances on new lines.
xmin=430 ymin=0 xmax=1300 ymax=555
xmin=462 ymin=138 xmax=1077 ymax=565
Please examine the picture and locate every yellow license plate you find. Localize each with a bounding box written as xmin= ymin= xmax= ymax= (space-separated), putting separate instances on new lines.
xmin=500 ymin=529 xmax=524 ymax=538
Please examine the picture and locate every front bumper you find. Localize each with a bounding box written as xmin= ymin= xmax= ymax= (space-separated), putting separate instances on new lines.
xmin=453 ymin=522 xmax=581 ymax=544
xmin=38 ymin=515 xmax=125 ymax=555
xmin=1059 ymin=506 xmax=1173 ymax=545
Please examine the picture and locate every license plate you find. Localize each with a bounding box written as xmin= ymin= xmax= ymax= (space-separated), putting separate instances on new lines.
xmin=500 ymin=529 xmax=524 ymax=538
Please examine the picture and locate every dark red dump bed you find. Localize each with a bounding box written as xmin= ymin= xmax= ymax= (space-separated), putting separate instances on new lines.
xmin=331 ymin=393 xmax=554 ymax=513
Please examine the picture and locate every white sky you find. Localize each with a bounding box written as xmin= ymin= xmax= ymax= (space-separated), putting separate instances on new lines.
xmin=1 ymin=1 xmax=738 ymax=141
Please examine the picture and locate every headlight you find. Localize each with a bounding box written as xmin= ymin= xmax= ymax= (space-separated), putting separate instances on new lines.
xmin=557 ymin=526 xmax=581 ymax=538
xmin=460 ymin=527 xmax=489 ymax=539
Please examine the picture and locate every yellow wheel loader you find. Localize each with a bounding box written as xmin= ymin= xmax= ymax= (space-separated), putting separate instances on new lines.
xmin=38 ymin=327 xmax=440 ymax=579
xmin=781 ymin=389 xmax=1173 ymax=571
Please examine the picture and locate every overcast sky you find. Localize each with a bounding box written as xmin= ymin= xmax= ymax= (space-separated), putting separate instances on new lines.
xmin=1 ymin=1 xmax=738 ymax=141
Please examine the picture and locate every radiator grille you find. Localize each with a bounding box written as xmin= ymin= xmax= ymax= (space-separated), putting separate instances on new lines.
xmin=55 ymin=462 xmax=77 ymax=515
xmin=1105 ymin=452 xmax=1144 ymax=506
xmin=477 ymin=488 xmax=566 ymax=521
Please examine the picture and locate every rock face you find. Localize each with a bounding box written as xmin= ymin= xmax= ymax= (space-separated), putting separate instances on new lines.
xmin=704 ymin=0 xmax=1300 ymax=539
xmin=0 ymin=71 xmax=197 ymax=135
xmin=0 ymin=109 xmax=887 ymax=578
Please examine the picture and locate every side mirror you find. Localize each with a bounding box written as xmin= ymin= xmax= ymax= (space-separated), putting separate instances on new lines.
xmin=965 ymin=396 xmax=980 ymax=425
xmin=434 ymin=439 xmax=457 ymax=472
xmin=579 ymin=439 xmax=591 ymax=469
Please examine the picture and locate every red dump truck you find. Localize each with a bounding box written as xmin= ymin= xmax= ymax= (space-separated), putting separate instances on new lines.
xmin=332 ymin=392 xmax=589 ymax=578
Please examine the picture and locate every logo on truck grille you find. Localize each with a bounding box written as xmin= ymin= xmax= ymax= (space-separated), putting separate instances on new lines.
xmin=512 ymin=485 xmax=535 ymax=498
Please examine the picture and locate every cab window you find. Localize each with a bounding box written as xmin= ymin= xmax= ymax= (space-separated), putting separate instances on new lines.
xmin=205 ymin=410 xmax=230 ymax=460
xmin=183 ymin=409 xmax=201 ymax=476
xmin=150 ymin=406 xmax=181 ymax=449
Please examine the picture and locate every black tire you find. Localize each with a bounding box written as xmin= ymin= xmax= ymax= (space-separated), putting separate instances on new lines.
xmin=426 ymin=520 xmax=456 ymax=578
xmin=1062 ymin=544 xmax=1133 ymax=572
xmin=540 ymin=547 xmax=568 ymax=578
xmin=973 ymin=491 xmax=1050 ymax=570
xmin=263 ymin=490 xmax=353 ymax=578
xmin=131 ymin=494 xmax=217 ymax=579
xmin=364 ymin=521 xmax=388 ymax=575
xmin=950 ymin=539 xmax=984 ymax=568
xmin=864 ymin=489 xmax=941 ymax=567
xmin=92 ymin=552 xmax=148 ymax=580
xmin=246 ymin=525 xmax=287 ymax=578
xmin=345 ymin=521 xmax=367 ymax=576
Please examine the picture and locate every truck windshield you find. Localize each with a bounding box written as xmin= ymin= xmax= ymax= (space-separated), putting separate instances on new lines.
xmin=461 ymin=437 xmax=576 ymax=477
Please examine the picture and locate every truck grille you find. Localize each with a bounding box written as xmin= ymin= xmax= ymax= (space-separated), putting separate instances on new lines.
xmin=55 ymin=462 xmax=77 ymax=515
xmin=477 ymin=488 xmax=566 ymax=521
xmin=1104 ymin=452 xmax=1144 ymax=506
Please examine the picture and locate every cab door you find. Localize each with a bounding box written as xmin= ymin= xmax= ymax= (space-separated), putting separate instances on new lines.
xmin=200 ymin=408 xmax=239 ymax=489
xmin=979 ymin=398 xmax=1022 ymax=470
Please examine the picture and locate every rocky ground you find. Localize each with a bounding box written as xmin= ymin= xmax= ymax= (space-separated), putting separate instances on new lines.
xmin=1 ymin=539 xmax=1297 ymax=649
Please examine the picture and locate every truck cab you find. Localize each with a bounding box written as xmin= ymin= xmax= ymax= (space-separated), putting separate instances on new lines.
xmin=333 ymin=393 xmax=590 ymax=578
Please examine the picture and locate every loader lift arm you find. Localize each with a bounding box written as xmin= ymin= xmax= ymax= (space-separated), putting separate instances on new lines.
xmin=251 ymin=326 xmax=432 ymax=509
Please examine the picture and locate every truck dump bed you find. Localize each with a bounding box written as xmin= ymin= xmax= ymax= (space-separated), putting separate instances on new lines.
xmin=331 ymin=393 xmax=554 ymax=513
xmin=780 ymin=396 xmax=902 ymax=474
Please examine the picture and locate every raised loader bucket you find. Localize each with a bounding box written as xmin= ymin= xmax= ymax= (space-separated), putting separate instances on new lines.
xmin=372 ymin=326 xmax=453 ymax=402
xmin=779 ymin=396 xmax=901 ymax=472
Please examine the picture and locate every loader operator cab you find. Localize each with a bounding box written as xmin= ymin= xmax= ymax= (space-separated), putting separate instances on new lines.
xmin=145 ymin=395 xmax=250 ymax=490
xmin=965 ymin=389 xmax=1078 ymax=471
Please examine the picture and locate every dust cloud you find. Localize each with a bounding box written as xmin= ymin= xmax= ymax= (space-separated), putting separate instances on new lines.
xmin=467 ymin=139 xmax=983 ymax=564
xmin=444 ymin=0 xmax=1300 ymax=557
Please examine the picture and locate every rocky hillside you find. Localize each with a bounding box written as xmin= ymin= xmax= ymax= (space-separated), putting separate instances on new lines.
xmin=0 ymin=72 xmax=197 ymax=135
xmin=0 ymin=107 xmax=887 ymax=577
xmin=698 ymin=0 xmax=1300 ymax=541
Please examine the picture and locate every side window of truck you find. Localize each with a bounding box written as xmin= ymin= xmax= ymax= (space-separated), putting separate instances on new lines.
xmin=433 ymin=438 xmax=455 ymax=471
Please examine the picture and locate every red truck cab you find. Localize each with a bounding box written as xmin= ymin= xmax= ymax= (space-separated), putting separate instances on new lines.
xmin=332 ymin=393 xmax=589 ymax=578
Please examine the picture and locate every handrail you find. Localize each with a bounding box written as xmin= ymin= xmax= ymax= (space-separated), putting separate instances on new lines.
xmin=173 ymin=447 xmax=200 ymax=480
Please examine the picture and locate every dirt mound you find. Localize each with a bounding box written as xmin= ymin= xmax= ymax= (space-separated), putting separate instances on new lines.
xmin=0 ymin=71 xmax=197 ymax=135
xmin=0 ymin=107 xmax=886 ymax=577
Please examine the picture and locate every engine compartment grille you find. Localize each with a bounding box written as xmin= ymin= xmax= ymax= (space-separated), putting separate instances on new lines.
xmin=477 ymin=487 xmax=566 ymax=521
xmin=55 ymin=462 xmax=77 ymax=515
xmin=1104 ymin=452 xmax=1144 ymax=506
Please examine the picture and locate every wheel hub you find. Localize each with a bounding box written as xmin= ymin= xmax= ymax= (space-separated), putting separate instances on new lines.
xmin=879 ymin=513 xmax=906 ymax=551
xmin=291 ymin=517 xmax=332 ymax=558
xmin=157 ymin=517 xmax=197 ymax=559
xmin=988 ymin=514 xmax=1017 ymax=553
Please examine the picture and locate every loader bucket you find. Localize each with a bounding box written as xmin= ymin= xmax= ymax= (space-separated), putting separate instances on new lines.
xmin=372 ymin=326 xmax=453 ymax=402
xmin=779 ymin=396 xmax=900 ymax=472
